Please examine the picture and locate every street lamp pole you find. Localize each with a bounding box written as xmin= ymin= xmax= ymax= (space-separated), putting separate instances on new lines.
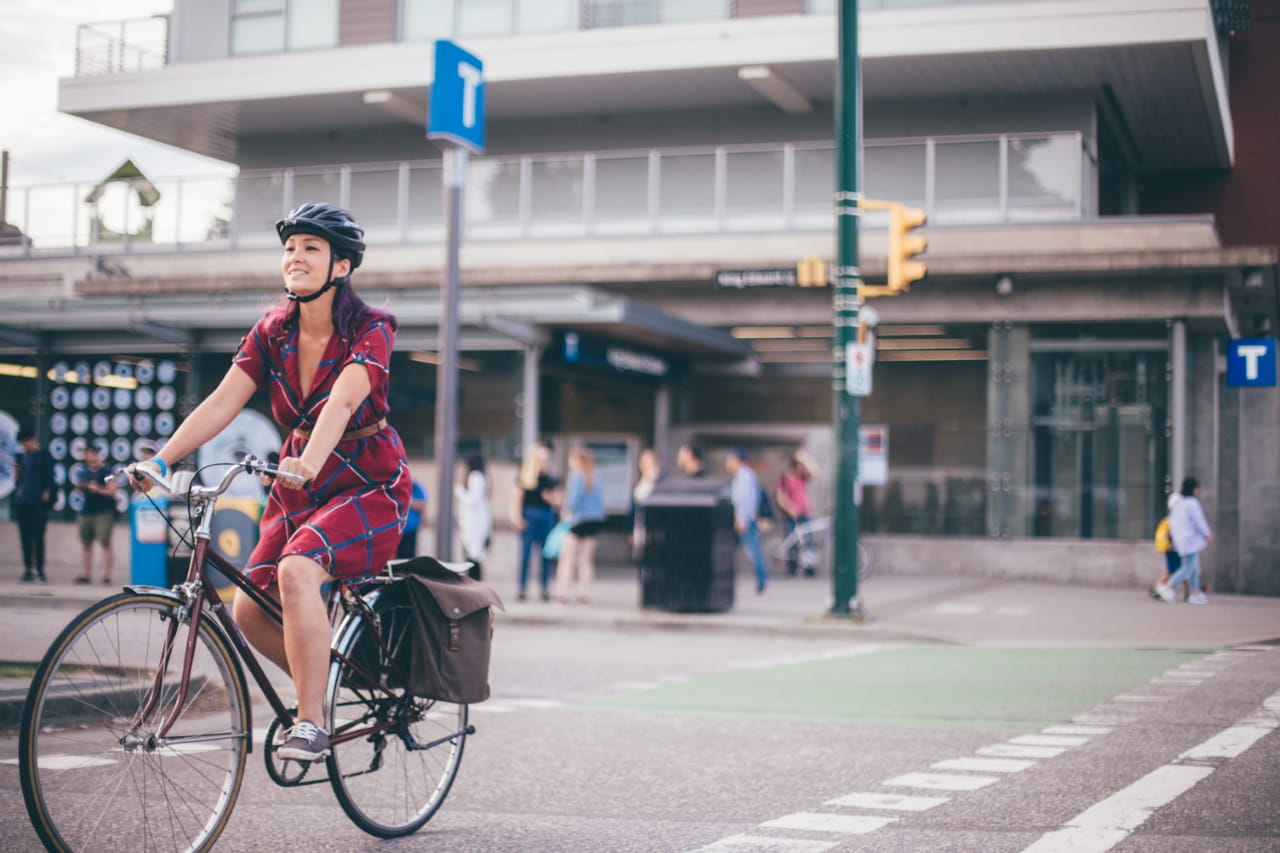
xmin=830 ymin=0 xmax=862 ymax=616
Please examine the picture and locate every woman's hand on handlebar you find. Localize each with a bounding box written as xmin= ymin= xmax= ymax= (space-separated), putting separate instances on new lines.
xmin=274 ymin=456 xmax=315 ymax=490
xmin=127 ymin=459 xmax=165 ymax=492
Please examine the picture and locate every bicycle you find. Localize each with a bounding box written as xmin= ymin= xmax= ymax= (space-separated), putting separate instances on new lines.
xmin=19 ymin=456 xmax=473 ymax=851
xmin=768 ymin=516 xmax=873 ymax=581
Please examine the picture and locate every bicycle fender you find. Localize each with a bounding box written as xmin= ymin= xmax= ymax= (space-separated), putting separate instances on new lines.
xmin=122 ymin=584 xmax=182 ymax=600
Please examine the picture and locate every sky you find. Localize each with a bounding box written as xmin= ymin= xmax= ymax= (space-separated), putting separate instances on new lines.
xmin=3 ymin=0 xmax=234 ymax=187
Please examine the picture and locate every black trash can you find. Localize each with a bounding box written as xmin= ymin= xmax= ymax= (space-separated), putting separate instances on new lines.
xmin=638 ymin=478 xmax=737 ymax=612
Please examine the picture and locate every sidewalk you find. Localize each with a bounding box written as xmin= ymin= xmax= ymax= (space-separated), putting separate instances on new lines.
xmin=3 ymin=521 xmax=1278 ymax=650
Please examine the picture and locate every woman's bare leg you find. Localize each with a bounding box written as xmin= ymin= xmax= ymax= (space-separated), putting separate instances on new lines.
xmin=232 ymin=584 xmax=289 ymax=675
xmin=276 ymin=554 xmax=332 ymax=724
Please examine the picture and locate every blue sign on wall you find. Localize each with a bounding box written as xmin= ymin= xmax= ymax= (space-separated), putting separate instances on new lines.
xmin=427 ymin=40 xmax=486 ymax=153
xmin=1226 ymin=338 xmax=1277 ymax=387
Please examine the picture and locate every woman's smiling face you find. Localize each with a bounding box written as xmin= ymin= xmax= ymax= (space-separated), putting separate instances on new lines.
xmin=282 ymin=233 xmax=349 ymax=295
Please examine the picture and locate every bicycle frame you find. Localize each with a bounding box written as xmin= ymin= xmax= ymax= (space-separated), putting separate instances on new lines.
xmin=128 ymin=466 xmax=410 ymax=753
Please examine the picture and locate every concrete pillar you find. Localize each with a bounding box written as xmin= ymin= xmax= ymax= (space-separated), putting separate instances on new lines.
xmin=1169 ymin=320 xmax=1187 ymax=491
xmin=986 ymin=323 xmax=1031 ymax=537
xmin=520 ymin=344 xmax=542 ymax=451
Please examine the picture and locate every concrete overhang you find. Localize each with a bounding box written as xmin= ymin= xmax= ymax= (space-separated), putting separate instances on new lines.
xmin=59 ymin=0 xmax=1231 ymax=170
xmin=0 ymin=284 xmax=752 ymax=360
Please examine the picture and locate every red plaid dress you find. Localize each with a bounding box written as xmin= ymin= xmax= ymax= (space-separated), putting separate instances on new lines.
xmin=233 ymin=308 xmax=412 ymax=588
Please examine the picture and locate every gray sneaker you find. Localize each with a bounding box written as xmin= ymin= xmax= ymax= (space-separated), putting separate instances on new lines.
xmin=277 ymin=719 xmax=331 ymax=761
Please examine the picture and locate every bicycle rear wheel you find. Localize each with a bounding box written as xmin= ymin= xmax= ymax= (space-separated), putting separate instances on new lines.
xmin=20 ymin=592 xmax=250 ymax=853
xmin=326 ymin=589 xmax=469 ymax=838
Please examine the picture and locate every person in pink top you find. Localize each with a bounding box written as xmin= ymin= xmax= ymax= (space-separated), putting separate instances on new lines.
xmin=776 ymin=450 xmax=816 ymax=576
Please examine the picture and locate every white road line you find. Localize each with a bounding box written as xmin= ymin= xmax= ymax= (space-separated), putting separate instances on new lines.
xmin=506 ymin=698 xmax=564 ymax=709
xmin=994 ymin=606 xmax=1033 ymax=615
xmin=933 ymin=603 xmax=983 ymax=615
xmin=932 ymin=757 xmax=1036 ymax=773
xmin=1043 ymin=725 xmax=1113 ymax=736
xmin=1010 ymin=734 xmax=1089 ymax=747
xmin=884 ymin=772 xmax=1000 ymax=791
xmin=696 ymin=834 xmax=836 ymax=852
xmin=1112 ymin=694 xmax=1168 ymax=703
xmin=826 ymin=792 xmax=949 ymax=812
xmin=1072 ymin=714 xmax=1132 ymax=726
xmin=978 ymin=744 xmax=1066 ymax=759
xmin=608 ymin=681 xmax=661 ymax=691
xmin=1020 ymin=689 xmax=1280 ymax=853
xmin=761 ymin=813 xmax=897 ymax=834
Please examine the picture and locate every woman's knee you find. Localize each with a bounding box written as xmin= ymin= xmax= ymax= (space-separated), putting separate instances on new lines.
xmin=276 ymin=555 xmax=329 ymax=599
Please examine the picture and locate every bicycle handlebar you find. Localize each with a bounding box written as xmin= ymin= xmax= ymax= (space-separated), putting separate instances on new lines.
xmin=125 ymin=455 xmax=305 ymax=501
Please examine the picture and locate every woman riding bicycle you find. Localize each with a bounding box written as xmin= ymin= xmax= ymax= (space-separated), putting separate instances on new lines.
xmin=131 ymin=202 xmax=412 ymax=762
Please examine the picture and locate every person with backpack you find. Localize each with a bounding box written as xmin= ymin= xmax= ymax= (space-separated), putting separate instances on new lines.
xmin=1149 ymin=492 xmax=1180 ymax=600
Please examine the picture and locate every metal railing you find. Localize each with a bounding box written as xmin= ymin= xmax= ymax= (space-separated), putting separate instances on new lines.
xmin=74 ymin=16 xmax=169 ymax=77
xmin=1 ymin=132 xmax=1086 ymax=255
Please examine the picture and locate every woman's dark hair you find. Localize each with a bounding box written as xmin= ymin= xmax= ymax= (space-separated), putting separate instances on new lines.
xmin=466 ymin=454 xmax=485 ymax=474
xmin=1180 ymin=477 xmax=1199 ymax=496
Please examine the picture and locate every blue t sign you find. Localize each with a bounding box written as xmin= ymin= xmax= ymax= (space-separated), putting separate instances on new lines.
xmin=1226 ymin=338 xmax=1277 ymax=387
xmin=428 ymin=40 xmax=485 ymax=154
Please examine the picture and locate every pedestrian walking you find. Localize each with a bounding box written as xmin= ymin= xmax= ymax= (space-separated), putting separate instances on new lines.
xmin=14 ymin=426 xmax=54 ymax=583
xmin=74 ymin=445 xmax=119 ymax=585
xmin=455 ymin=454 xmax=491 ymax=581
xmin=776 ymin=449 xmax=816 ymax=577
xmin=725 ymin=448 xmax=769 ymax=594
xmin=397 ymin=478 xmax=428 ymax=560
xmin=676 ymin=443 xmax=706 ymax=478
xmin=1149 ymin=492 xmax=1181 ymax=600
xmin=1156 ymin=477 xmax=1212 ymax=604
xmin=555 ymin=446 xmax=606 ymax=604
xmin=628 ymin=447 xmax=663 ymax=558
xmin=130 ymin=202 xmax=412 ymax=762
xmin=510 ymin=442 xmax=559 ymax=601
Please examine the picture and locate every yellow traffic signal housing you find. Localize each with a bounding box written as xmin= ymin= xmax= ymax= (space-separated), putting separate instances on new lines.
xmin=796 ymin=255 xmax=827 ymax=287
xmin=887 ymin=203 xmax=927 ymax=293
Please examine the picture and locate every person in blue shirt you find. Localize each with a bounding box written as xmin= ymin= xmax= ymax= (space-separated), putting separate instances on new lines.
xmin=726 ymin=448 xmax=769 ymax=594
xmin=14 ymin=427 xmax=55 ymax=583
xmin=554 ymin=446 xmax=606 ymax=604
xmin=397 ymin=479 xmax=428 ymax=560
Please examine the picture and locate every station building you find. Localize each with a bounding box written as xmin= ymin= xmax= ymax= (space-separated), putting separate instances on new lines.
xmin=1 ymin=0 xmax=1277 ymax=591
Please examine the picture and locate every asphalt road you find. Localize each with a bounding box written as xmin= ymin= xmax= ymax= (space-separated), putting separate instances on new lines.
xmin=4 ymin=621 xmax=1278 ymax=852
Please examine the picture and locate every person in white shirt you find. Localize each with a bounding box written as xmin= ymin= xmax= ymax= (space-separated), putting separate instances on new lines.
xmin=1156 ymin=477 xmax=1212 ymax=604
xmin=455 ymin=454 xmax=491 ymax=581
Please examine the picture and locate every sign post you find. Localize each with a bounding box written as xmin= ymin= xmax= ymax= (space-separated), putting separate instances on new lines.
xmin=830 ymin=0 xmax=862 ymax=616
xmin=428 ymin=39 xmax=485 ymax=561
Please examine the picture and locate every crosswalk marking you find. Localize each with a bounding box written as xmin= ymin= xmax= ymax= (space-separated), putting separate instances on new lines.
xmin=1010 ymin=734 xmax=1089 ymax=747
xmin=696 ymin=834 xmax=836 ymax=852
xmin=1042 ymin=725 xmax=1112 ymax=736
xmin=932 ymin=757 xmax=1035 ymax=773
xmin=884 ymin=772 xmax=999 ymax=791
xmin=978 ymin=743 xmax=1066 ymax=759
xmin=761 ymin=813 xmax=897 ymax=834
xmin=826 ymin=792 xmax=949 ymax=811
xmin=1020 ymin=688 xmax=1280 ymax=853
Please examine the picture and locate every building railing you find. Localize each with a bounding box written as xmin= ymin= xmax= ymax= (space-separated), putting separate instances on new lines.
xmin=74 ymin=16 xmax=169 ymax=77
xmin=1 ymin=132 xmax=1086 ymax=255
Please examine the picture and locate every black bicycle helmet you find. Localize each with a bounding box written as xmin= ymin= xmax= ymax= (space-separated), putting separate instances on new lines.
xmin=276 ymin=202 xmax=366 ymax=270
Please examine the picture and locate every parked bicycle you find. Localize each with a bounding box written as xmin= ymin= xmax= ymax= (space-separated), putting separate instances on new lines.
xmin=19 ymin=456 xmax=473 ymax=851
xmin=768 ymin=516 xmax=873 ymax=581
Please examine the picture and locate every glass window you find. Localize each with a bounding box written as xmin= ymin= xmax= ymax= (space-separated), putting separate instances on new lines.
xmin=725 ymin=150 xmax=784 ymax=228
xmin=1007 ymin=134 xmax=1080 ymax=220
xmin=231 ymin=14 xmax=285 ymax=55
xmin=235 ymin=0 xmax=281 ymax=12
xmin=403 ymin=0 xmax=455 ymax=41
xmin=593 ymin=155 xmax=649 ymax=229
xmin=347 ymin=166 xmax=402 ymax=233
xmin=865 ymin=142 xmax=926 ymax=207
xmin=661 ymin=0 xmax=729 ymax=22
xmin=517 ymin=0 xmax=575 ymax=32
xmin=934 ymin=138 xmax=1000 ymax=223
xmin=807 ymin=0 xmax=836 ymax=12
xmin=657 ymin=152 xmax=715 ymax=225
xmin=529 ymin=156 xmax=586 ymax=226
xmin=288 ymin=0 xmax=339 ymax=50
xmin=466 ymin=159 xmax=522 ymax=233
xmin=292 ymin=169 xmax=342 ymax=212
xmin=458 ymin=0 xmax=512 ymax=37
xmin=793 ymin=147 xmax=833 ymax=223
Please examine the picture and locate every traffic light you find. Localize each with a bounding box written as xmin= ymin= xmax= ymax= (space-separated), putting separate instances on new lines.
xmin=887 ymin=202 xmax=927 ymax=293
xmin=796 ymin=255 xmax=827 ymax=287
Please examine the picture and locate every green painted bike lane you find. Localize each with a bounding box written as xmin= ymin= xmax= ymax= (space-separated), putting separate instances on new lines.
xmin=579 ymin=646 xmax=1213 ymax=732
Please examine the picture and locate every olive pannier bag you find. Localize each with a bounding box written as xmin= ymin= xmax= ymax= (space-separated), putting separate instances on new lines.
xmin=365 ymin=556 xmax=504 ymax=704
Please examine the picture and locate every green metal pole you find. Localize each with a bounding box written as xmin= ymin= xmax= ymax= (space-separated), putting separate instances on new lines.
xmin=830 ymin=0 xmax=861 ymax=616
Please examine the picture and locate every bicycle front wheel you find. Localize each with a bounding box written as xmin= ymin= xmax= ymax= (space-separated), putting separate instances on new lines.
xmin=20 ymin=592 xmax=251 ymax=853
xmin=326 ymin=590 xmax=468 ymax=838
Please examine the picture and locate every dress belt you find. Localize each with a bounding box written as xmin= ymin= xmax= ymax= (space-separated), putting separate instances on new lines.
xmin=293 ymin=417 xmax=387 ymax=442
